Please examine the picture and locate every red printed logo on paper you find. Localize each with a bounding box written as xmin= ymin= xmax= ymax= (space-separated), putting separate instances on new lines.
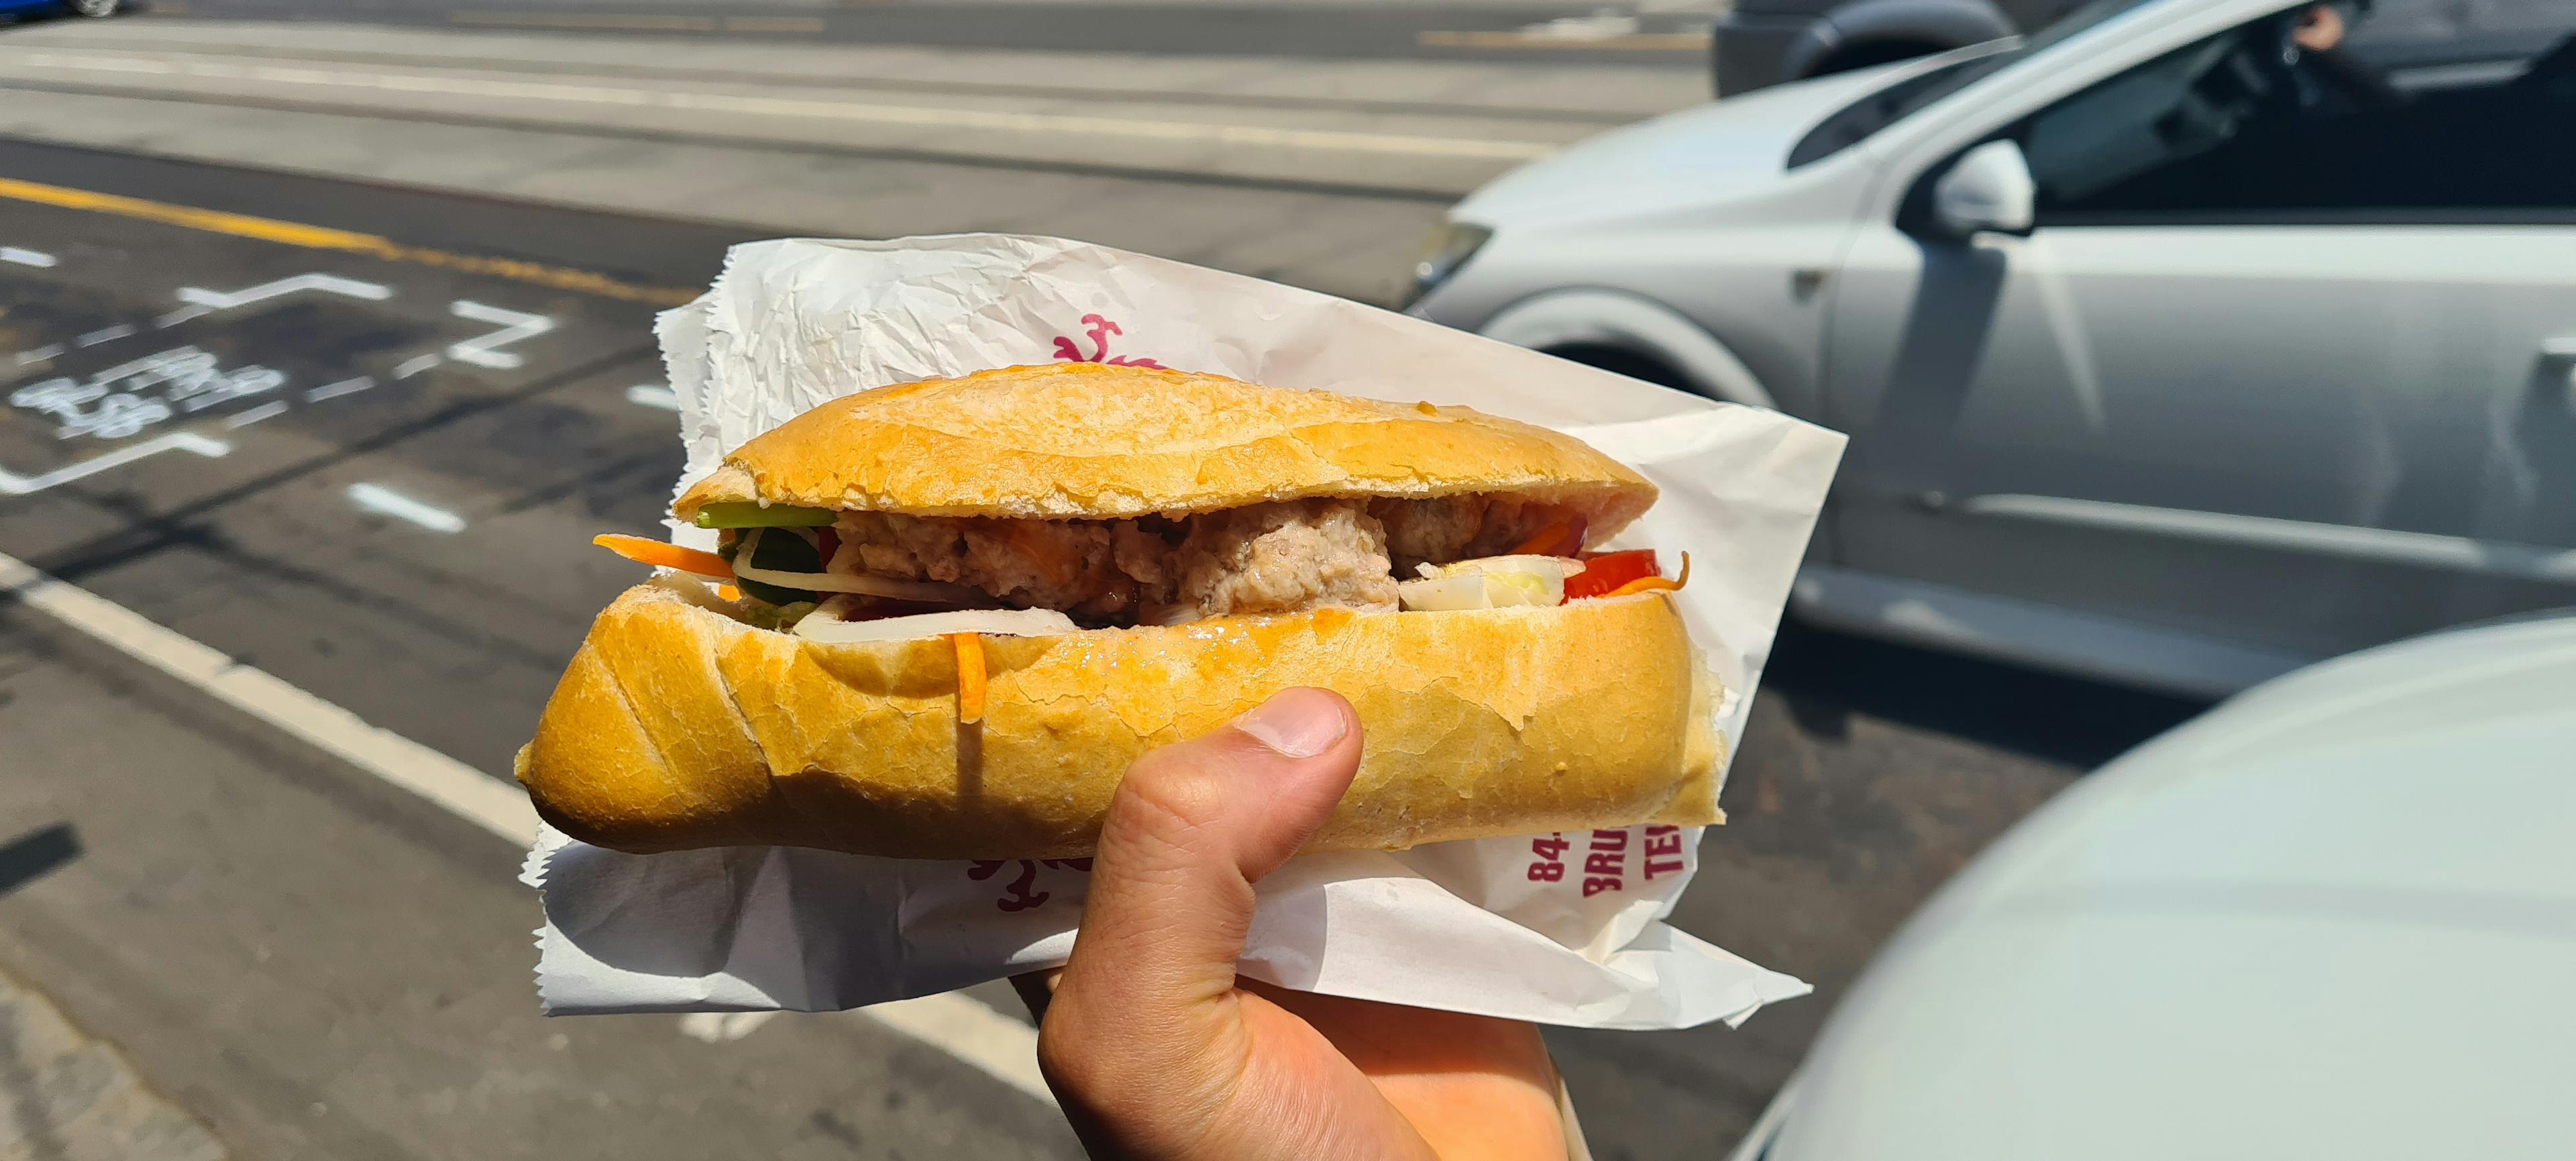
xmin=966 ymin=858 xmax=1093 ymax=912
xmin=1641 ymin=825 xmax=1686 ymax=881
xmin=1582 ymin=828 xmax=1628 ymax=897
xmin=1526 ymin=833 xmax=1568 ymax=882
xmin=1051 ymin=314 xmax=1164 ymax=369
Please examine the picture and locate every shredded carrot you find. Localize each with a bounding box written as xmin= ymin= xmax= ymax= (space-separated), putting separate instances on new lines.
xmin=715 ymin=584 xmax=743 ymax=603
xmin=1602 ymin=552 xmax=1691 ymax=599
xmin=1510 ymin=516 xmax=1588 ymax=557
xmin=594 ymin=534 xmax=733 ymax=579
xmin=951 ymin=632 xmax=987 ymax=725
xmin=1603 ymin=576 xmax=1680 ymax=597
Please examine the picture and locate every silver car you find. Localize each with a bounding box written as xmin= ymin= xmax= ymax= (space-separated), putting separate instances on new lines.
xmin=1413 ymin=0 xmax=2576 ymax=697
xmin=1721 ymin=609 xmax=2576 ymax=1160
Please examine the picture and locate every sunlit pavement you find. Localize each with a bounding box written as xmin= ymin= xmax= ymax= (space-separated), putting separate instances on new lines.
xmin=0 ymin=9 xmax=2208 ymax=1158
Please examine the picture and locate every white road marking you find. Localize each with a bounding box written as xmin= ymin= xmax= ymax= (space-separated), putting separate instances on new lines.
xmin=76 ymin=323 xmax=137 ymax=347
xmin=0 ymin=431 xmax=229 ymax=495
xmin=677 ymin=1011 xmax=780 ymax=1044
xmin=1 ymin=246 xmax=56 ymax=267
xmin=0 ymin=550 xmax=1054 ymax=1105
xmin=625 ymin=384 xmax=679 ymax=411
xmin=391 ymin=354 xmax=442 ymax=379
xmin=305 ymin=376 xmax=376 ymax=402
xmin=445 ymin=301 xmax=553 ymax=370
xmin=346 ymin=481 xmax=466 ymax=533
xmin=0 ymin=548 xmax=541 ymax=843
xmin=0 ymin=48 xmax=1560 ymax=162
xmin=155 ymin=305 xmax=211 ymax=329
xmin=13 ymin=344 xmax=62 ymax=366
xmin=224 ymin=401 xmax=289 ymax=427
xmin=176 ymin=272 xmax=392 ymax=313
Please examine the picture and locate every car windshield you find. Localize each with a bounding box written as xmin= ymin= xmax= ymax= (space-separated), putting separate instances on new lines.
xmin=1785 ymin=0 xmax=2170 ymax=168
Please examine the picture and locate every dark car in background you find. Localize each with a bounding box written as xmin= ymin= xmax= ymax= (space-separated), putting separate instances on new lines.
xmin=1713 ymin=0 xmax=2576 ymax=95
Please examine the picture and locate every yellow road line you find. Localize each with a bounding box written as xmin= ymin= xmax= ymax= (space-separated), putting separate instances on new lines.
xmin=0 ymin=176 xmax=699 ymax=307
xmin=1418 ymin=30 xmax=1712 ymax=52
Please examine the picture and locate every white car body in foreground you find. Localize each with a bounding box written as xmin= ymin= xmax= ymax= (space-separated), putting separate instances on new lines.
xmin=1415 ymin=0 xmax=2576 ymax=697
xmin=1723 ymin=611 xmax=2576 ymax=1160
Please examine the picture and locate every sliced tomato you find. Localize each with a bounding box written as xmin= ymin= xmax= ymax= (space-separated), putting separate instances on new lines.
xmin=1563 ymin=550 xmax=1660 ymax=601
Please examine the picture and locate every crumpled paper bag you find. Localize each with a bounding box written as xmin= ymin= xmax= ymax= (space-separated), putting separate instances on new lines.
xmin=527 ymin=234 xmax=1843 ymax=1030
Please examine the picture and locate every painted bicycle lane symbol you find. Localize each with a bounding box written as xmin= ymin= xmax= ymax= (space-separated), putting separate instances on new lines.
xmin=1 ymin=264 xmax=564 ymax=496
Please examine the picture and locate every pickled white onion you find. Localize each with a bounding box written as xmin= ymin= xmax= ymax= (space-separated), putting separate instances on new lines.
xmin=792 ymin=606 xmax=1079 ymax=644
xmin=732 ymin=529 xmax=987 ymax=604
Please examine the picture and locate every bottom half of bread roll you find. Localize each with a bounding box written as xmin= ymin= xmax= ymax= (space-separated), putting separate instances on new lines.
xmin=517 ymin=578 xmax=1726 ymax=859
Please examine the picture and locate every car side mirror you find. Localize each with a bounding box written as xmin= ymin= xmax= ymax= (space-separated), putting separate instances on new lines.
xmin=1931 ymin=140 xmax=2035 ymax=238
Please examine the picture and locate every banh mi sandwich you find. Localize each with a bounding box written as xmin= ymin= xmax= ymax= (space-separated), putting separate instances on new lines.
xmin=519 ymin=362 xmax=1719 ymax=860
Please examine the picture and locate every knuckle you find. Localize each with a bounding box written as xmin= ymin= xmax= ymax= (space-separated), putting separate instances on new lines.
xmin=1110 ymin=748 xmax=1234 ymax=846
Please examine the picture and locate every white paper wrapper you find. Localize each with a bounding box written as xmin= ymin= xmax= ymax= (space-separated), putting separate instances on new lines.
xmin=528 ymin=235 xmax=1844 ymax=1030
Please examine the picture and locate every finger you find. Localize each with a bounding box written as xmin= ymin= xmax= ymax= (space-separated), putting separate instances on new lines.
xmin=1038 ymin=688 xmax=1361 ymax=1127
xmin=1250 ymin=984 xmax=1570 ymax=1161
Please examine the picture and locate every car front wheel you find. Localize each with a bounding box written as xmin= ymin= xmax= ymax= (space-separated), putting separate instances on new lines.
xmin=66 ymin=0 xmax=118 ymax=16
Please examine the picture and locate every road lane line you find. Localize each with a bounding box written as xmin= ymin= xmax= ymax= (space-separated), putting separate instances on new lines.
xmin=305 ymin=376 xmax=376 ymax=402
xmin=0 ymin=432 xmax=229 ymax=495
xmin=0 ymin=547 xmax=1053 ymax=1103
xmin=625 ymin=384 xmax=680 ymax=411
xmin=1 ymin=246 xmax=56 ymax=266
xmin=723 ymin=15 xmax=826 ymax=33
xmin=1419 ymin=30 xmax=1713 ymax=51
xmin=224 ymin=400 xmax=289 ymax=427
xmin=75 ymin=323 xmax=135 ymax=347
xmin=0 ymin=176 xmax=698 ymax=306
xmin=391 ymin=354 xmax=442 ymax=379
xmin=0 ymin=49 xmax=1562 ymax=161
xmin=452 ymin=11 xmax=718 ymax=32
xmin=0 ymin=547 xmax=539 ymax=840
xmin=345 ymin=482 xmax=466 ymax=533
xmin=13 ymin=343 xmax=62 ymax=366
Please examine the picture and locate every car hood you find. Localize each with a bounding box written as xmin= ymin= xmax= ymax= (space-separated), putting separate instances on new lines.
xmin=1768 ymin=613 xmax=2576 ymax=1160
xmin=1453 ymin=64 xmax=1909 ymax=227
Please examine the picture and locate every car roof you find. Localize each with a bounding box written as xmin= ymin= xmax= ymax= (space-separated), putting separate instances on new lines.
xmin=1768 ymin=613 xmax=2576 ymax=1160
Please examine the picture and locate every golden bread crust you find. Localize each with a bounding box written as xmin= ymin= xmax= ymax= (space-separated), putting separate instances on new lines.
xmin=518 ymin=581 xmax=1723 ymax=859
xmin=671 ymin=363 xmax=1657 ymax=538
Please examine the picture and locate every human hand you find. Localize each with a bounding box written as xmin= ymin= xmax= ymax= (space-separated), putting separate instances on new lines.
xmin=1029 ymin=688 xmax=1575 ymax=1161
xmin=2293 ymin=3 xmax=2346 ymax=51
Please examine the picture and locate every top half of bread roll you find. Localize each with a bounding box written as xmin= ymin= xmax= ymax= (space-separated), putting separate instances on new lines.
xmin=672 ymin=362 xmax=1657 ymax=534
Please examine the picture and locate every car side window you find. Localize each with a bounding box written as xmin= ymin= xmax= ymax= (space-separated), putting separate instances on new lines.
xmin=2015 ymin=0 xmax=2576 ymax=225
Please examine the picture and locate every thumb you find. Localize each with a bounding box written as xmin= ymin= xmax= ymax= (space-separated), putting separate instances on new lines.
xmin=1039 ymin=688 xmax=1361 ymax=1137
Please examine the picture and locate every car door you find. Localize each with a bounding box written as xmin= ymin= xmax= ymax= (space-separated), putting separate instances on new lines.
xmin=1822 ymin=0 xmax=2576 ymax=666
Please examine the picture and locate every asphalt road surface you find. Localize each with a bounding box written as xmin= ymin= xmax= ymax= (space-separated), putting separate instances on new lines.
xmin=131 ymin=0 xmax=1727 ymax=66
xmin=0 ymin=13 xmax=2210 ymax=1160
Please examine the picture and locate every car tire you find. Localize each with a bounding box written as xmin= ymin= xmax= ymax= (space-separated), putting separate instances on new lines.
xmin=66 ymin=0 xmax=118 ymax=15
xmin=1544 ymin=344 xmax=1697 ymax=394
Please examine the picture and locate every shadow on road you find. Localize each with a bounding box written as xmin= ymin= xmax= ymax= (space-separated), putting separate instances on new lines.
xmin=1762 ymin=615 xmax=2212 ymax=769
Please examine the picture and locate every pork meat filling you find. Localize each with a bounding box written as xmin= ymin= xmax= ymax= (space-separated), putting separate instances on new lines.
xmin=827 ymin=495 xmax=1560 ymax=624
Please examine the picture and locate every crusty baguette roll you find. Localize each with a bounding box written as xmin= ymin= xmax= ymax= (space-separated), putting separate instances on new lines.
xmin=674 ymin=361 xmax=1658 ymax=531
xmin=518 ymin=579 xmax=1722 ymax=858
xmin=525 ymin=362 xmax=1723 ymax=858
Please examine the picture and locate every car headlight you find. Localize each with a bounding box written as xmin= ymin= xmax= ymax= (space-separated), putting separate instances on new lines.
xmin=1399 ymin=221 xmax=1493 ymax=311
